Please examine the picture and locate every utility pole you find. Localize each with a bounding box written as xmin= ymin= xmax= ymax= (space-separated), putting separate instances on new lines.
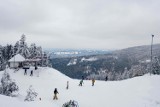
xmin=41 ymin=49 xmax=43 ymax=66
xmin=13 ymin=47 xmax=15 ymax=69
xmin=150 ymin=35 xmax=154 ymax=74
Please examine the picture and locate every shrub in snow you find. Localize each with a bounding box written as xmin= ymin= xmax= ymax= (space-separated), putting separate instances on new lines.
xmin=24 ymin=85 xmax=38 ymax=101
xmin=0 ymin=71 xmax=19 ymax=96
xmin=152 ymin=56 xmax=160 ymax=75
xmin=62 ymin=100 xmax=79 ymax=107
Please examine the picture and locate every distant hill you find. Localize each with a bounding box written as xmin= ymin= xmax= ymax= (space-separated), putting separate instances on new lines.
xmin=114 ymin=44 xmax=160 ymax=61
xmin=50 ymin=44 xmax=160 ymax=80
xmin=45 ymin=49 xmax=113 ymax=58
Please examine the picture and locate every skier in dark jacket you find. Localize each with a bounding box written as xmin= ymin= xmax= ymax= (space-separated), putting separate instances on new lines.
xmin=53 ymin=88 xmax=59 ymax=100
xmin=105 ymin=76 xmax=108 ymax=81
xmin=24 ymin=69 xmax=27 ymax=75
xmin=30 ymin=70 xmax=33 ymax=76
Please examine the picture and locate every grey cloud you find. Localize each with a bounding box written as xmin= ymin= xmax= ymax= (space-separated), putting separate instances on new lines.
xmin=0 ymin=0 xmax=160 ymax=49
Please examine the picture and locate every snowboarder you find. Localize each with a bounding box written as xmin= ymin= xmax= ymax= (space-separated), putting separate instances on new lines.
xmin=105 ymin=76 xmax=108 ymax=81
xmin=79 ymin=79 xmax=83 ymax=86
xmin=53 ymin=88 xmax=59 ymax=100
xmin=92 ymin=78 xmax=95 ymax=86
xmin=30 ymin=70 xmax=33 ymax=76
xmin=66 ymin=81 xmax=69 ymax=89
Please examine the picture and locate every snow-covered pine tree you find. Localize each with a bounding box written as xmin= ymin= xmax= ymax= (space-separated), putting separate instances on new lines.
xmin=0 ymin=71 xmax=19 ymax=96
xmin=2 ymin=46 xmax=7 ymax=60
xmin=0 ymin=45 xmax=5 ymax=70
xmin=109 ymin=62 xmax=116 ymax=80
xmin=17 ymin=34 xmax=30 ymax=58
xmin=130 ymin=65 xmax=144 ymax=77
xmin=42 ymin=51 xmax=48 ymax=66
xmin=62 ymin=100 xmax=79 ymax=107
xmin=7 ymin=45 xmax=14 ymax=60
xmin=121 ymin=67 xmax=129 ymax=80
xmin=29 ymin=44 xmax=43 ymax=59
xmin=29 ymin=44 xmax=46 ymax=66
xmin=24 ymin=85 xmax=38 ymax=101
xmin=14 ymin=41 xmax=20 ymax=55
xmin=107 ymin=72 xmax=114 ymax=81
xmin=29 ymin=43 xmax=37 ymax=58
xmin=2 ymin=45 xmax=14 ymax=61
xmin=152 ymin=56 xmax=160 ymax=74
xmin=0 ymin=45 xmax=3 ymax=63
xmin=36 ymin=46 xmax=42 ymax=58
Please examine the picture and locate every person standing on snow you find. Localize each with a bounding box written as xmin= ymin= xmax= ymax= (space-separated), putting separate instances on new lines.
xmin=66 ymin=81 xmax=69 ymax=89
xmin=53 ymin=88 xmax=59 ymax=100
xmin=92 ymin=78 xmax=95 ymax=86
xmin=30 ymin=70 xmax=33 ymax=76
xmin=24 ymin=69 xmax=27 ymax=75
xmin=105 ymin=75 xmax=108 ymax=81
xmin=79 ymin=79 xmax=84 ymax=86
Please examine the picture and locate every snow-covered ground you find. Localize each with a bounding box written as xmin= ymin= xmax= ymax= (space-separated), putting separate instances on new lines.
xmin=0 ymin=67 xmax=160 ymax=107
xmin=67 ymin=59 xmax=77 ymax=66
xmin=80 ymin=57 xmax=98 ymax=62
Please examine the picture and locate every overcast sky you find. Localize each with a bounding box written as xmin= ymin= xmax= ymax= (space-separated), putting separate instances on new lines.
xmin=0 ymin=0 xmax=160 ymax=50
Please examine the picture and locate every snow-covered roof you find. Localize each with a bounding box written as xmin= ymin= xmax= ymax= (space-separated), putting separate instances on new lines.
xmin=8 ymin=54 xmax=25 ymax=62
xmin=25 ymin=58 xmax=41 ymax=62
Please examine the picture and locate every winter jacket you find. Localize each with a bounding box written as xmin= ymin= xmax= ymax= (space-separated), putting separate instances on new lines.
xmin=54 ymin=89 xmax=58 ymax=94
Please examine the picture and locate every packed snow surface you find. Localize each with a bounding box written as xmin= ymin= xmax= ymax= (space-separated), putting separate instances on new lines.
xmin=0 ymin=67 xmax=160 ymax=107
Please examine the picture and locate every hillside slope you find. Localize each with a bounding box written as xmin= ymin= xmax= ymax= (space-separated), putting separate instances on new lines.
xmin=51 ymin=44 xmax=160 ymax=80
xmin=0 ymin=67 xmax=160 ymax=107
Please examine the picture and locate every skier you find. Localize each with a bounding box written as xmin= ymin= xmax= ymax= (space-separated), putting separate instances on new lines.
xmin=24 ymin=69 xmax=27 ymax=75
xmin=66 ymin=81 xmax=69 ymax=89
xmin=92 ymin=78 xmax=95 ymax=86
xmin=35 ymin=65 xmax=38 ymax=70
xmin=105 ymin=76 xmax=108 ymax=81
xmin=30 ymin=70 xmax=33 ymax=76
xmin=53 ymin=88 xmax=59 ymax=100
xmin=79 ymin=79 xmax=83 ymax=86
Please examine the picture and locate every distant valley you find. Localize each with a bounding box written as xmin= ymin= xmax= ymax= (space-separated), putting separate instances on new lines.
xmin=50 ymin=44 xmax=160 ymax=80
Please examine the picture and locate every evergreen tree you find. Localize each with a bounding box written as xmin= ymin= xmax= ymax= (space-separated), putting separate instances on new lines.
xmin=17 ymin=34 xmax=30 ymax=58
xmin=14 ymin=41 xmax=20 ymax=55
xmin=0 ymin=71 xmax=19 ymax=96
xmin=36 ymin=46 xmax=42 ymax=57
xmin=152 ymin=56 xmax=160 ymax=74
xmin=121 ymin=67 xmax=129 ymax=80
xmin=29 ymin=43 xmax=37 ymax=58
xmin=29 ymin=44 xmax=43 ymax=58
xmin=2 ymin=45 xmax=14 ymax=61
xmin=24 ymin=85 xmax=38 ymax=101
xmin=7 ymin=45 xmax=14 ymax=60
xmin=0 ymin=45 xmax=5 ymax=70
